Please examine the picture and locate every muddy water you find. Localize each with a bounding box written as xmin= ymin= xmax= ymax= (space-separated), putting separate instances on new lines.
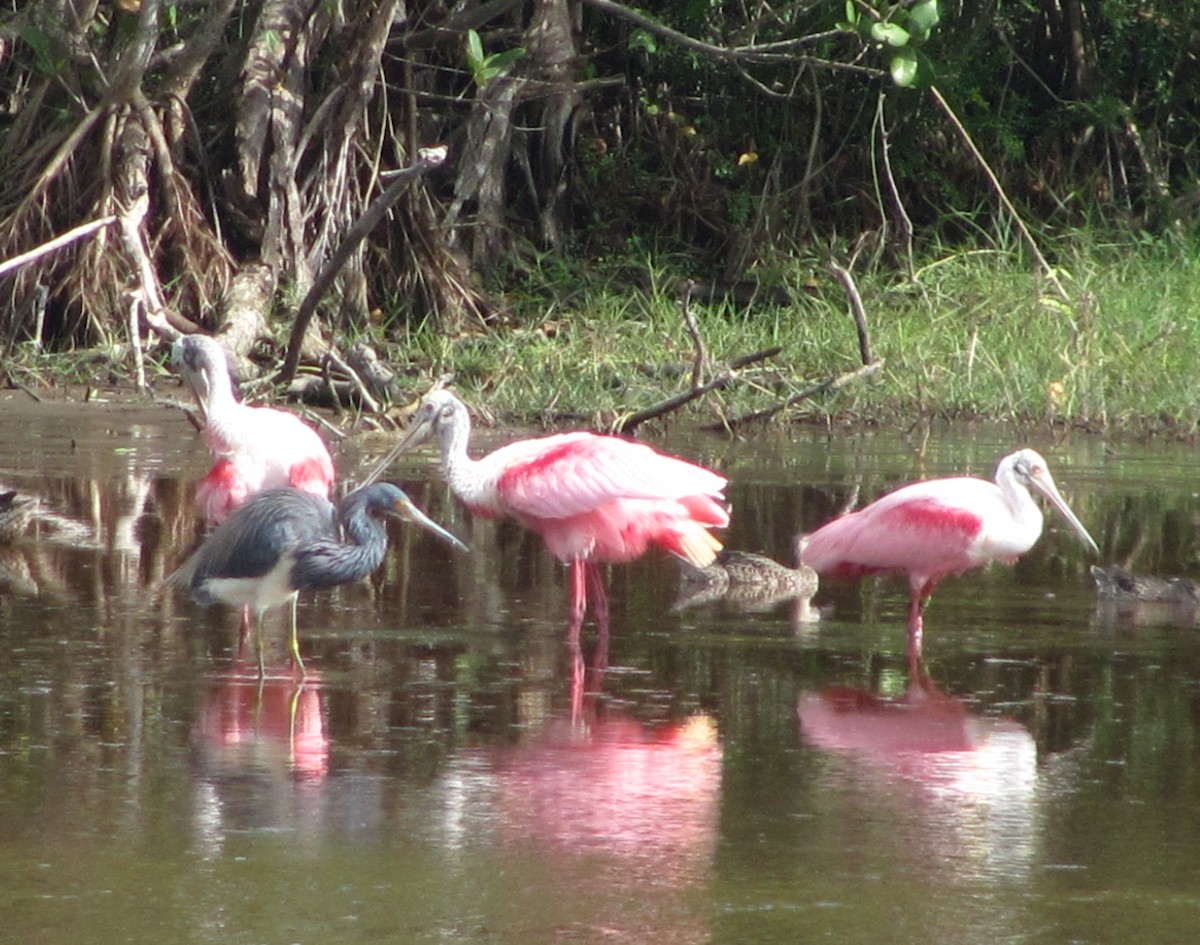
xmin=2 ymin=391 xmax=1200 ymax=945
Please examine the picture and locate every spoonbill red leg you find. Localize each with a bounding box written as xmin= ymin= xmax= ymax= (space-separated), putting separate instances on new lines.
xmin=567 ymin=600 xmax=611 ymax=723
xmin=569 ymin=637 xmax=586 ymax=721
xmin=586 ymin=563 xmax=610 ymax=637
xmin=903 ymin=578 xmax=942 ymax=673
xmin=568 ymin=559 xmax=589 ymax=643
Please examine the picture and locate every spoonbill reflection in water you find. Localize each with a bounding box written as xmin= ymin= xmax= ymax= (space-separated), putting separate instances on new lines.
xmin=800 ymin=448 xmax=1098 ymax=667
xmin=797 ymin=670 xmax=1039 ymax=885
xmin=363 ymin=389 xmax=729 ymax=638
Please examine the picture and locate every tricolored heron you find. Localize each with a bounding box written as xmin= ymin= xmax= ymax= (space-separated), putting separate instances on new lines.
xmin=169 ymin=482 xmax=466 ymax=676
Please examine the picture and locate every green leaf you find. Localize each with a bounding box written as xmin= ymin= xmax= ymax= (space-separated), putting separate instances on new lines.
xmin=890 ymin=47 xmax=919 ymax=87
xmin=908 ymin=0 xmax=941 ymax=37
xmin=844 ymin=1 xmax=858 ymax=25
xmin=466 ymin=29 xmax=484 ymax=70
xmin=486 ymin=48 xmax=525 ymax=73
xmin=871 ymin=22 xmax=910 ymax=47
xmin=20 ymin=23 xmax=57 ymax=76
xmin=629 ymin=29 xmax=657 ymax=54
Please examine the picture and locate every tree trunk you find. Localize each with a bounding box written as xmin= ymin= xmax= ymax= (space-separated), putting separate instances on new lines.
xmin=525 ymin=0 xmax=582 ymax=250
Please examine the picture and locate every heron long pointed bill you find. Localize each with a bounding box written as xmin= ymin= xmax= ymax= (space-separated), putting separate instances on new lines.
xmin=1028 ymin=467 xmax=1099 ymax=555
xmin=387 ymin=493 xmax=468 ymax=552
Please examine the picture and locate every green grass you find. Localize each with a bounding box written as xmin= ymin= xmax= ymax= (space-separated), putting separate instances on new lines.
xmin=379 ymin=234 xmax=1200 ymax=436
xmin=8 ymin=233 xmax=1199 ymax=438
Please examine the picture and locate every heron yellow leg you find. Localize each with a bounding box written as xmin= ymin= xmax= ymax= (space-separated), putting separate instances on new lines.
xmin=289 ymin=594 xmax=306 ymax=678
xmin=255 ymin=612 xmax=266 ymax=679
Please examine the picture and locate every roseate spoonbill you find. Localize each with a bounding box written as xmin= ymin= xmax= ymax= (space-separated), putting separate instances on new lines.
xmin=1089 ymin=564 xmax=1200 ymax=604
xmin=173 ymin=334 xmax=335 ymax=525
xmin=168 ymin=482 xmax=466 ymax=676
xmin=800 ymin=448 xmax=1098 ymax=666
xmin=362 ymin=389 xmax=729 ymax=635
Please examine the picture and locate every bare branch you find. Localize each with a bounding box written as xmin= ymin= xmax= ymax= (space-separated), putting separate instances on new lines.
xmin=704 ymin=360 xmax=885 ymax=434
xmin=614 ymin=347 xmax=782 ymax=434
xmin=277 ymin=145 xmax=449 ymax=385
xmin=680 ymin=281 xmax=709 ymax=388
xmin=928 ymin=85 xmax=1069 ymax=303
xmin=582 ymin=0 xmax=848 ymax=64
xmin=117 ymin=193 xmax=177 ymax=342
xmin=323 ymin=349 xmax=382 ymax=414
xmin=828 ymin=260 xmax=873 ymax=365
xmin=0 ymin=216 xmax=116 ymax=279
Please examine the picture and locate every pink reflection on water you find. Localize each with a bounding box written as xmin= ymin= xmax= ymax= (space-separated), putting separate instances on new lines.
xmin=797 ymin=672 xmax=1039 ymax=883
xmin=196 ymin=666 xmax=329 ymax=780
xmin=799 ymin=680 xmax=1034 ymax=795
xmin=489 ymin=626 xmax=724 ymax=865
xmin=437 ymin=627 xmax=723 ymax=918
xmin=486 ymin=711 xmax=722 ymax=861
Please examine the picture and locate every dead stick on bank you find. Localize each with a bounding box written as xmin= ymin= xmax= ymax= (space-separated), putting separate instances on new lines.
xmin=614 ymin=347 xmax=783 ymax=434
xmin=828 ymin=260 xmax=873 ymax=366
xmin=679 ymin=280 xmax=709 ymax=388
xmin=704 ymin=359 xmax=885 ymax=434
xmin=276 ymin=145 xmax=448 ymax=387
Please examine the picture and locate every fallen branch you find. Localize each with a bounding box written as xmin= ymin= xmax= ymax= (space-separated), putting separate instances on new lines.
xmin=276 ymin=145 xmax=448 ymax=386
xmin=613 ymin=346 xmax=782 ymax=434
xmin=828 ymin=259 xmax=873 ymax=365
xmin=0 ymin=215 xmax=116 ymax=279
xmin=324 ymin=348 xmax=382 ymax=414
xmin=345 ymin=342 xmax=403 ymax=406
xmin=702 ymin=359 xmax=885 ymax=434
xmin=679 ymin=280 xmax=709 ymax=388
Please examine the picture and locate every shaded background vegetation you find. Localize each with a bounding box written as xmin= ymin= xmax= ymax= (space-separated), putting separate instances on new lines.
xmin=0 ymin=0 xmax=1197 ymax=360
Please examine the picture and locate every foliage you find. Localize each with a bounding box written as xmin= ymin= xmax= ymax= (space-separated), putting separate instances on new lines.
xmin=372 ymin=234 xmax=1200 ymax=437
xmin=0 ymin=0 xmax=1198 ymax=397
xmin=464 ymin=29 xmax=525 ymax=88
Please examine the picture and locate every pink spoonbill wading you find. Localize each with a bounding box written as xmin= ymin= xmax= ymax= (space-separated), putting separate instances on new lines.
xmin=173 ymin=334 xmax=336 ymax=525
xmin=362 ymin=389 xmax=730 ymax=638
xmin=799 ymin=448 xmax=1098 ymax=669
